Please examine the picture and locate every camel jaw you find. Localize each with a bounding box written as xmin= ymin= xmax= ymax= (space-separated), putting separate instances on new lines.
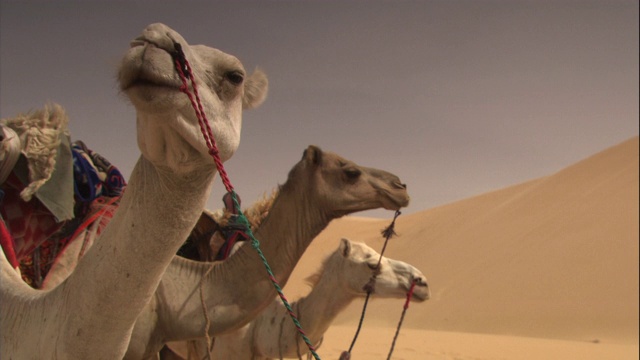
xmin=328 ymin=185 xmax=409 ymax=218
xmin=378 ymin=188 xmax=410 ymax=210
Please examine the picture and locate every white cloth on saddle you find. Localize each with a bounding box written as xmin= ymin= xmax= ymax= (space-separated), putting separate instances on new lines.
xmin=1 ymin=104 xmax=74 ymax=222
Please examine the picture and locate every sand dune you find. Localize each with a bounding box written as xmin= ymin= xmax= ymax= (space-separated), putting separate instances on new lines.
xmin=281 ymin=136 xmax=639 ymax=359
xmin=320 ymin=326 xmax=637 ymax=360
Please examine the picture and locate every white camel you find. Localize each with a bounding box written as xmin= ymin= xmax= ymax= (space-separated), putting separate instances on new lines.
xmin=0 ymin=23 xmax=267 ymax=359
xmin=207 ymin=238 xmax=429 ymax=360
xmin=123 ymin=145 xmax=411 ymax=359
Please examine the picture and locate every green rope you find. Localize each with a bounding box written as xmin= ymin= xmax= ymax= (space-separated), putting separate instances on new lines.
xmin=228 ymin=191 xmax=321 ymax=360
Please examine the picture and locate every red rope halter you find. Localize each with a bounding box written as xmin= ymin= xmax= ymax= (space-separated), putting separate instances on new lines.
xmin=171 ymin=42 xmax=321 ymax=360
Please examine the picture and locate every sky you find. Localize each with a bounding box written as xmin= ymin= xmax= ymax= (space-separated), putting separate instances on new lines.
xmin=1 ymin=1 xmax=638 ymax=218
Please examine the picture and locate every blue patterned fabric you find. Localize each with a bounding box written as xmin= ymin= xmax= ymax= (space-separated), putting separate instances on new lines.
xmin=71 ymin=140 xmax=126 ymax=204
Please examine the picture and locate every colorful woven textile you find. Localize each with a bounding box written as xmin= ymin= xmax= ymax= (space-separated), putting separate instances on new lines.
xmin=0 ymin=139 xmax=126 ymax=287
xmin=19 ymin=195 xmax=120 ymax=288
xmin=1 ymin=173 xmax=62 ymax=261
xmin=72 ymin=140 xmax=125 ymax=203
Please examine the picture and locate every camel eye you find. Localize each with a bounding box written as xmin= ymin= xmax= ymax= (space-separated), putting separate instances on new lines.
xmin=225 ymin=71 xmax=244 ymax=85
xmin=367 ymin=263 xmax=379 ymax=271
xmin=344 ymin=168 xmax=361 ymax=179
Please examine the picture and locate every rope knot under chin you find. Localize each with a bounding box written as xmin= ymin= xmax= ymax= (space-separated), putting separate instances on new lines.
xmin=363 ymin=277 xmax=376 ymax=293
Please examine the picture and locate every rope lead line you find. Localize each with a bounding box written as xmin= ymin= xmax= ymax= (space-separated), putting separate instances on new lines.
xmin=172 ymin=43 xmax=234 ymax=193
xmin=172 ymin=42 xmax=321 ymax=360
xmin=386 ymin=278 xmax=418 ymax=360
xmin=343 ymin=210 xmax=402 ymax=358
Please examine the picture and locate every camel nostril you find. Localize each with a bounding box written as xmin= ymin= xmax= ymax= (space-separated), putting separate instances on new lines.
xmin=414 ymin=277 xmax=428 ymax=287
xmin=139 ymin=25 xmax=176 ymax=53
xmin=393 ymin=181 xmax=407 ymax=189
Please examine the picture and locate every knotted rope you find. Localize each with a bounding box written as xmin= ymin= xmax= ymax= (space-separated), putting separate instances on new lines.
xmin=172 ymin=43 xmax=321 ymax=360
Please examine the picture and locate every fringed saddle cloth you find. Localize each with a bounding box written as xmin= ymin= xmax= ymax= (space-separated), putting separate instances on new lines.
xmin=0 ymin=104 xmax=125 ymax=288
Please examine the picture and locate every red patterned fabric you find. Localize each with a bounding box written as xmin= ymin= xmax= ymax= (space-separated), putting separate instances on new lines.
xmin=0 ymin=216 xmax=18 ymax=268
xmin=18 ymin=195 xmax=120 ymax=288
xmin=1 ymin=173 xmax=62 ymax=260
xmin=0 ymin=135 xmax=127 ymax=287
xmin=67 ymin=195 xmax=120 ymax=258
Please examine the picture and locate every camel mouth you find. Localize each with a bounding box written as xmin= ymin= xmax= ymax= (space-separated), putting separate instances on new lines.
xmin=123 ymin=77 xmax=180 ymax=92
xmin=380 ymin=189 xmax=410 ymax=210
xmin=371 ymin=176 xmax=409 ymax=210
xmin=408 ymin=277 xmax=430 ymax=301
xmin=119 ymin=42 xmax=182 ymax=92
xmin=120 ymin=63 xmax=182 ymax=92
xmin=411 ymin=283 xmax=430 ymax=302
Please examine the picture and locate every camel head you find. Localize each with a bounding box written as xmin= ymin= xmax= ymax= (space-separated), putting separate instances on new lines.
xmin=286 ymin=145 xmax=410 ymax=218
xmin=308 ymin=238 xmax=429 ymax=301
xmin=118 ymin=23 xmax=268 ymax=172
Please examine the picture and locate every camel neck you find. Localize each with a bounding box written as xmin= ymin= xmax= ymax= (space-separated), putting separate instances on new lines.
xmin=157 ymin=183 xmax=334 ymax=342
xmin=252 ymin=185 xmax=331 ymax=280
xmin=61 ymin=155 xmax=215 ymax=347
xmin=291 ymin=266 xmax=354 ymax=344
xmin=249 ymin=260 xmax=355 ymax=359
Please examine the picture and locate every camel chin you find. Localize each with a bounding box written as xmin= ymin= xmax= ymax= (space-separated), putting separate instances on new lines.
xmin=370 ymin=190 xmax=409 ymax=211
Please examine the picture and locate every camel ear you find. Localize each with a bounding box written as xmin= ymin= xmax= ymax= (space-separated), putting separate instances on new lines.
xmin=340 ymin=238 xmax=352 ymax=257
xmin=303 ymin=145 xmax=323 ymax=166
xmin=243 ymin=68 xmax=268 ymax=109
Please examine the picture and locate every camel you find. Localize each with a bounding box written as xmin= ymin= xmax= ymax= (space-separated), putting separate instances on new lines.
xmin=204 ymin=238 xmax=429 ymax=360
xmin=0 ymin=22 xmax=267 ymax=359
xmin=122 ymin=145 xmax=410 ymax=359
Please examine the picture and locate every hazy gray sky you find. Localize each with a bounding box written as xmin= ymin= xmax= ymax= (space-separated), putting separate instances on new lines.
xmin=1 ymin=1 xmax=638 ymax=218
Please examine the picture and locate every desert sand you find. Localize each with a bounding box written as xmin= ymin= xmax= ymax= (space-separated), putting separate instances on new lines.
xmin=279 ymin=136 xmax=639 ymax=359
